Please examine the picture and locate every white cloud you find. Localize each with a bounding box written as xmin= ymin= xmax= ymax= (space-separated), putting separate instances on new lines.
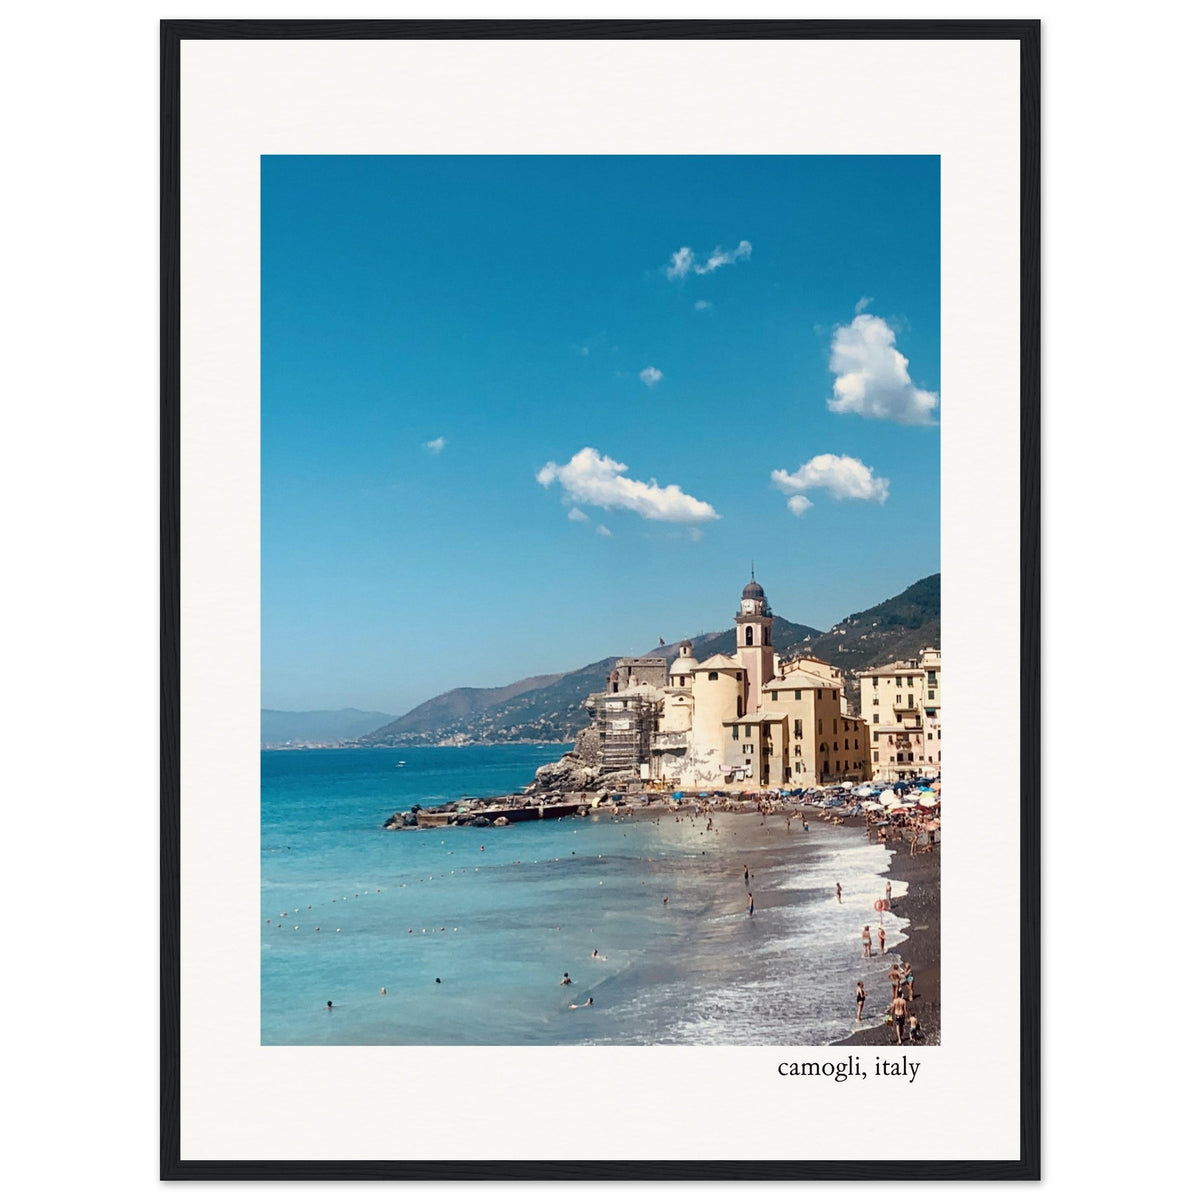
xmin=639 ymin=366 xmax=663 ymax=388
xmin=537 ymin=447 xmax=719 ymax=524
xmin=567 ymin=507 xmax=589 ymax=522
xmin=694 ymin=300 xmax=712 ymax=311
xmin=424 ymin=436 xmax=446 ymax=454
xmin=854 ymin=295 xmax=873 ymax=314
xmin=595 ymin=524 xmax=613 ymax=538
xmin=826 ymin=312 xmax=938 ymax=425
xmin=771 ymin=454 xmax=890 ymax=516
xmin=665 ymin=247 xmax=695 ymax=280
xmin=695 ymin=240 xmax=752 ymax=274
xmin=663 ymin=240 xmax=751 ymax=279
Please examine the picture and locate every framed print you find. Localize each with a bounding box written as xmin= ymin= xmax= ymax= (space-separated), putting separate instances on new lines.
xmin=162 ymin=18 xmax=1039 ymax=1181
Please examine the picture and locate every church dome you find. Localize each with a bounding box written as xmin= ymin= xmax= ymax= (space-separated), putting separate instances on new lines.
xmin=742 ymin=579 xmax=765 ymax=600
xmin=668 ymin=642 xmax=698 ymax=681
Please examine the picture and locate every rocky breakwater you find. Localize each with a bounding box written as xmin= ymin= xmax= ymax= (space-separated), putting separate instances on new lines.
xmin=525 ymin=744 xmax=637 ymax=803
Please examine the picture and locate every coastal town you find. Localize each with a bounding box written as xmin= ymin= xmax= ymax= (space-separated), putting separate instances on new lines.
xmin=372 ymin=575 xmax=942 ymax=1046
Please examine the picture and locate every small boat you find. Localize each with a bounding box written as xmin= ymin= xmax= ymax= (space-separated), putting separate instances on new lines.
xmin=395 ymin=761 xmax=406 ymax=767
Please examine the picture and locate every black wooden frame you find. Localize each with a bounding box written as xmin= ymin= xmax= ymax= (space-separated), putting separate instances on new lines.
xmin=161 ymin=18 xmax=1040 ymax=1181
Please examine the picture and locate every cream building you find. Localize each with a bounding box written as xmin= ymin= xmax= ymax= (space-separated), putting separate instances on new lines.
xmin=588 ymin=575 xmax=880 ymax=791
xmin=858 ymin=647 xmax=941 ymax=781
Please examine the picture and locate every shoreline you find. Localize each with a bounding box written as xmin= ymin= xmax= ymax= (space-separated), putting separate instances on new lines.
xmin=606 ymin=801 xmax=940 ymax=1047
xmin=834 ymin=836 xmax=941 ymax=1047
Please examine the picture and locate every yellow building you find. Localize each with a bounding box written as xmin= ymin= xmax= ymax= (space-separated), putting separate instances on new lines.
xmin=586 ymin=577 xmax=933 ymax=791
xmin=859 ymin=647 xmax=941 ymax=781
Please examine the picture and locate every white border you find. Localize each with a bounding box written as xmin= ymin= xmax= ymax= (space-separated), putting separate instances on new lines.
xmin=179 ymin=36 xmax=1021 ymax=1163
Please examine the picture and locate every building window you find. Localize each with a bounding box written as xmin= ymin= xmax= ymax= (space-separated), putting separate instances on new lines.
xmin=818 ymin=719 xmax=823 ymax=734
xmin=793 ymin=719 xmax=802 ymax=737
xmin=817 ymin=689 xmax=823 ymax=699
xmin=794 ymin=689 xmax=801 ymax=700
xmin=746 ymin=627 xmax=754 ymax=646
xmin=873 ymin=696 xmax=879 ymax=705
xmin=929 ymin=690 xmax=936 ymax=700
xmin=771 ymin=690 xmax=778 ymax=701
xmin=873 ymin=732 xmax=879 ymax=742
xmin=873 ymin=751 xmax=879 ymax=762
xmin=708 ymin=672 xmax=718 ymax=680
xmin=873 ymin=714 xmax=879 ymax=724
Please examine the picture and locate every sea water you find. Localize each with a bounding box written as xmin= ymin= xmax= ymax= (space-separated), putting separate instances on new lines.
xmin=262 ymin=746 xmax=909 ymax=1046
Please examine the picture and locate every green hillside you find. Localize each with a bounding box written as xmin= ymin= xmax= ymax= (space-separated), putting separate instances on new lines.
xmin=356 ymin=574 xmax=940 ymax=747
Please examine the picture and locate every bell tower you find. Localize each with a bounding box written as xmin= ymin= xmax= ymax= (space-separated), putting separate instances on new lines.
xmin=735 ymin=569 xmax=775 ymax=714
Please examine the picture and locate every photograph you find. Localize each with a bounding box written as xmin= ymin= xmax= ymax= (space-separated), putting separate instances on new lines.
xmin=164 ymin=22 xmax=1036 ymax=1176
xmin=259 ymin=154 xmax=942 ymax=1050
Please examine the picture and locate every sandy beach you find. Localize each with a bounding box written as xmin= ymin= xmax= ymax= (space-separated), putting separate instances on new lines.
xmin=597 ymin=798 xmax=941 ymax=1046
xmin=835 ymin=828 xmax=940 ymax=1047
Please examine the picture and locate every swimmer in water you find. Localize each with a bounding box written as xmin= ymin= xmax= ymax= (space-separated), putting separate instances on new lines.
xmin=568 ymin=998 xmax=594 ymax=1009
xmin=561 ymin=972 xmax=572 ymax=986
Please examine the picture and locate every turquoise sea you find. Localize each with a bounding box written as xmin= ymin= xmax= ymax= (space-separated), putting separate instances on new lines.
xmin=261 ymin=746 xmax=909 ymax=1046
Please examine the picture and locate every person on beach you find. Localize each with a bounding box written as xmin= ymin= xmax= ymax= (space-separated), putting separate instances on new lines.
xmin=862 ymin=925 xmax=872 ymax=958
xmin=878 ymin=926 xmax=886 ymax=955
xmin=907 ymin=1012 xmax=921 ymax=1042
xmin=802 ymin=818 xmax=808 ymax=832
xmin=903 ymin=963 xmax=915 ymax=1002
xmin=747 ymin=892 xmax=755 ymax=916
xmin=744 ymin=864 xmax=749 ymax=885
xmin=885 ymin=880 xmax=892 ymax=905
xmin=836 ymin=882 xmax=842 ymax=904
xmin=888 ymin=962 xmax=902 ymax=999
xmin=888 ymin=994 xmax=909 ymax=1045
xmin=855 ymin=981 xmax=866 ymax=1021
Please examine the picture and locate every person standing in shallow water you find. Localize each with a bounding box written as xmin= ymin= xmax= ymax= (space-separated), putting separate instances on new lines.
xmin=744 ymin=864 xmax=749 ymax=886
xmin=878 ymin=926 xmax=886 ymax=956
xmin=836 ymin=882 xmax=842 ymax=904
xmin=855 ymin=980 xmax=866 ymax=1021
xmin=862 ymin=925 xmax=872 ymax=957
xmin=747 ymin=892 xmax=755 ymax=916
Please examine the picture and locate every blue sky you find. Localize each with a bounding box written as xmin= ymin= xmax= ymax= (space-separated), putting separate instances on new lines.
xmin=262 ymin=155 xmax=940 ymax=715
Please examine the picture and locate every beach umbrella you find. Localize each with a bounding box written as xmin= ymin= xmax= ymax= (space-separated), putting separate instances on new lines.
xmin=861 ymin=800 xmax=885 ymax=812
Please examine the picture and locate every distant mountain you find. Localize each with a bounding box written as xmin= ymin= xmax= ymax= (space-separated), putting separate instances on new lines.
xmin=359 ymin=659 xmax=619 ymax=747
xmin=262 ymin=708 xmax=398 ymax=748
xmin=355 ymin=574 xmax=939 ymax=747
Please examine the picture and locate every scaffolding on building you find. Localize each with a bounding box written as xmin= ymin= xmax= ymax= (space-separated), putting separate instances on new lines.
xmin=597 ymin=695 xmax=656 ymax=771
